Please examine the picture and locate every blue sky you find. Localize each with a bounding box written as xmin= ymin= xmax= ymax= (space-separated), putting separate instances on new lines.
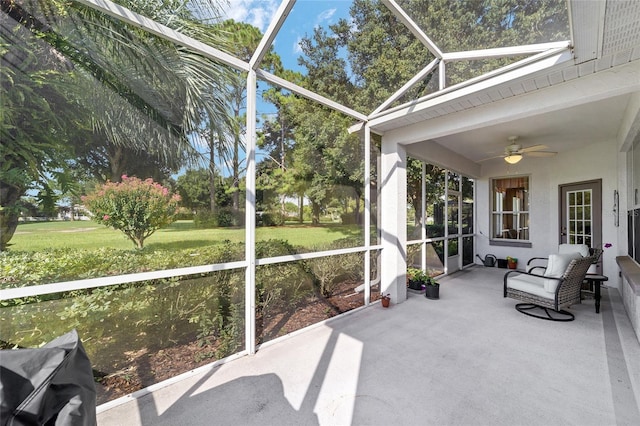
xmin=211 ymin=1 xmax=354 ymax=173
xmin=221 ymin=0 xmax=352 ymax=72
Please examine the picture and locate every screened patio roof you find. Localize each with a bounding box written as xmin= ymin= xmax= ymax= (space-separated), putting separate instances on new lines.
xmin=79 ymin=0 xmax=640 ymax=170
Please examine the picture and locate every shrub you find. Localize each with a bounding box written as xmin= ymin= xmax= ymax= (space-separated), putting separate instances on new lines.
xmin=175 ymin=207 xmax=194 ymax=220
xmin=260 ymin=211 xmax=285 ymax=227
xmin=82 ymin=176 xmax=180 ymax=249
xmin=340 ymin=212 xmax=357 ymax=225
xmin=307 ymin=237 xmax=364 ymax=297
xmin=0 ymin=243 xmax=246 ymax=292
xmin=254 ymin=239 xmax=315 ymax=323
xmin=214 ymin=208 xmax=236 ymax=227
xmin=193 ymin=210 xmax=217 ymax=228
xmin=194 ymin=208 xmax=241 ymax=228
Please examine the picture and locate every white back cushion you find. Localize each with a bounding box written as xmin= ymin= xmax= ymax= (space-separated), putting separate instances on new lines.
xmin=559 ymin=244 xmax=597 ymax=274
xmin=558 ymin=244 xmax=590 ymax=257
xmin=543 ymin=252 xmax=581 ymax=292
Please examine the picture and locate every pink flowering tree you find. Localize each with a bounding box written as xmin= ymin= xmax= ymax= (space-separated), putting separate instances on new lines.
xmin=82 ymin=176 xmax=181 ymax=249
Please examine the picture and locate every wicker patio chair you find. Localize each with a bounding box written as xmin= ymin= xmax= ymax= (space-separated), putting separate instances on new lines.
xmin=503 ymin=254 xmax=596 ymax=321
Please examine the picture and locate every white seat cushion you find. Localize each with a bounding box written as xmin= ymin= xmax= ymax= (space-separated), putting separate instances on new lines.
xmin=543 ymin=252 xmax=581 ymax=292
xmin=506 ymin=274 xmax=555 ymax=300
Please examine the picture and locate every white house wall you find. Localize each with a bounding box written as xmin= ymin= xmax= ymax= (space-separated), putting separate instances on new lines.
xmin=476 ymin=138 xmax=621 ymax=288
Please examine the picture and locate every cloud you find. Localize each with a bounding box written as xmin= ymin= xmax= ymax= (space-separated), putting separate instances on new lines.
xmin=221 ymin=0 xmax=279 ymax=32
xmin=293 ymin=36 xmax=303 ymax=54
xmin=317 ymin=8 xmax=336 ymax=23
xmin=288 ymin=8 xmax=337 ymax=55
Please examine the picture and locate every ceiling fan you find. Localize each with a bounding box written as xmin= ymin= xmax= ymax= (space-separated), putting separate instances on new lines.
xmin=480 ymin=136 xmax=557 ymax=164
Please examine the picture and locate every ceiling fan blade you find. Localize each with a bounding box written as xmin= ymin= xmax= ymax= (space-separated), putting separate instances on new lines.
xmin=520 ymin=144 xmax=549 ymax=153
xmin=525 ymin=151 xmax=557 ymax=157
xmin=477 ymin=154 xmax=504 ymax=162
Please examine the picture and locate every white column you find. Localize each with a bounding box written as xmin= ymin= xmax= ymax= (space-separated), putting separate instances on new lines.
xmin=421 ymin=162 xmax=426 ymax=270
xmin=438 ymin=60 xmax=446 ymax=90
xmin=245 ymin=70 xmax=257 ymax=354
xmin=364 ymin=125 xmax=371 ymax=305
xmin=380 ymin=137 xmax=407 ymax=303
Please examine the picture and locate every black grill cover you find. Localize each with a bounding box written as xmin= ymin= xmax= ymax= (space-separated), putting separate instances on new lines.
xmin=0 ymin=329 xmax=96 ymax=425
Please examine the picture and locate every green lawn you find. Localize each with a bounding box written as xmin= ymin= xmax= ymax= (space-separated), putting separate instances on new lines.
xmin=10 ymin=220 xmax=363 ymax=252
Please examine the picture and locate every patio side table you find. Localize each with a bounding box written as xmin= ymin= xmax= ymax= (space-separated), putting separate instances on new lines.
xmin=584 ymin=274 xmax=608 ymax=314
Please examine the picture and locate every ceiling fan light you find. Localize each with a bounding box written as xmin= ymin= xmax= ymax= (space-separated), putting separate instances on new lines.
xmin=504 ymin=154 xmax=522 ymax=164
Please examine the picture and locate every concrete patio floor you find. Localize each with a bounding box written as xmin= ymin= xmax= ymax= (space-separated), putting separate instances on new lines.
xmin=97 ymin=266 xmax=640 ymax=425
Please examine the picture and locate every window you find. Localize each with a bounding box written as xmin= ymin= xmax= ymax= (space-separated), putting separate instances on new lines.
xmin=629 ymin=138 xmax=640 ymax=263
xmin=491 ymin=176 xmax=529 ymax=241
xmin=567 ymin=189 xmax=592 ymax=246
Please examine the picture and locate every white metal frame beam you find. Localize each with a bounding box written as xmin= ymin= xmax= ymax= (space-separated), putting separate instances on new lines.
xmin=245 ymin=70 xmax=257 ymax=354
xmin=371 ymin=58 xmax=440 ymax=116
xmin=370 ymin=43 xmax=571 ymax=122
xmin=441 ymin=41 xmax=571 ymax=61
xmin=250 ymin=0 xmax=296 ymax=70
xmin=364 ymin=124 xmax=372 ymax=304
xmin=381 ymin=0 xmax=443 ymax=59
xmin=256 ymin=69 xmax=367 ymax=121
xmin=1 ymin=246 xmax=384 ymax=301
xmin=0 ymin=261 xmax=247 ymax=300
xmin=368 ymin=47 xmax=573 ymax=126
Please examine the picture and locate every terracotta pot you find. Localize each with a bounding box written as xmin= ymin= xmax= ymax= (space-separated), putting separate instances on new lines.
xmin=508 ymin=260 xmax=517 ymax=269
xmin=381 ymin=296 xmax=390 ymax=307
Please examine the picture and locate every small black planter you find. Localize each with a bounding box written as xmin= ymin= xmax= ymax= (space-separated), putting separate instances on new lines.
xmin=408 ymin=279 xmax=423 ymax=291
xmin=425 ymin=284 xmax=440 ymax=299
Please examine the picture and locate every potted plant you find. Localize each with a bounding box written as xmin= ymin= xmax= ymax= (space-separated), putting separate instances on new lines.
xmin=424 ymin=276 xmax=440 ymax=300
xmin=407 ymin=267 xmax=425 ymax=290
xmin=407 ymin=268 xmax=440 ymax=299
xmin=507 ymin=256 xmax=518 ymax=269
xmin=381 ymin=293 xmax=391 ymax=307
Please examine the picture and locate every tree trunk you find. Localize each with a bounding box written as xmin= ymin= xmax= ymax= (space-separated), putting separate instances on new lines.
xmin=312 ymin=201 xmax=320 ymax=225
xmin=298 ymin=195 xmax=304 ymax=223
xmin=209 ymin=132 xmax=216 ymax=213
xmin=109 ymin=145 xmax=125 ymax=182
xmin=412 ymin=194 xmax=422 ymax=226
xmin=232 ymin=133 xmax=240 ymax=211
xmin=0 ymin=183 xmax=23 ymax=251
xmin=354 ymin=189 xmax=361 ymax=225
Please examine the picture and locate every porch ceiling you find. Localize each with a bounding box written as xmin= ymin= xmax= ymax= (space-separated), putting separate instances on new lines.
xmin=369 ymin=0 xmax=640 ymax=166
